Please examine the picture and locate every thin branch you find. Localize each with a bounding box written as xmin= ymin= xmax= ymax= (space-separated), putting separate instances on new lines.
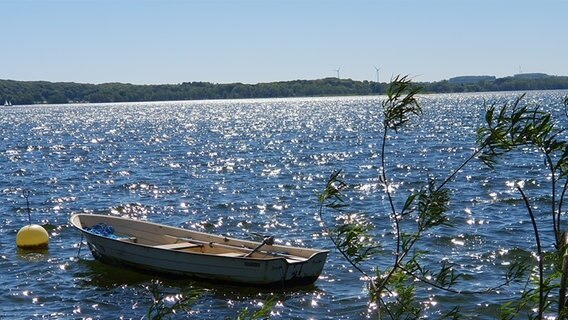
xmin=381 ymin=127 xmax=401 ymax=263
xmin=559 ymin=178 xmax=568 ymax=245
xmin=517 ymin=185 xmax=545 ymax=319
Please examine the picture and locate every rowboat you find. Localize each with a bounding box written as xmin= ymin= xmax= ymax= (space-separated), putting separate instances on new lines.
xmin=70 ymin=213 xmax=329 ymax=287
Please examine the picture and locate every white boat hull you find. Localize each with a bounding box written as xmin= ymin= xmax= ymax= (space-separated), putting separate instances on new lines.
xmin=70 ymin=214 xmax=328 ymax=287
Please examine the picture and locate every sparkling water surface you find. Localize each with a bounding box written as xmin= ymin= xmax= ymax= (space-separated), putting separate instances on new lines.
xmin=1 ymin=91 xmax=568 ymax=319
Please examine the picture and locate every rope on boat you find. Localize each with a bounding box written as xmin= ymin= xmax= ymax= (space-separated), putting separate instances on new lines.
xmin=76 ymin=233 xmax=84 ymax=258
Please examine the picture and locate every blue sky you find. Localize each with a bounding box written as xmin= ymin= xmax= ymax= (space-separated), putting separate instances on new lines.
xmin=2 ymin=0 xmax=566 ymax=85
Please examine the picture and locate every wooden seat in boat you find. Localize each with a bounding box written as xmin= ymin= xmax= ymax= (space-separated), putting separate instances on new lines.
xmin=216 ymin=252 xmax=246 ymax=257
xmin=154 ymin=242 xmax=202 ymax=250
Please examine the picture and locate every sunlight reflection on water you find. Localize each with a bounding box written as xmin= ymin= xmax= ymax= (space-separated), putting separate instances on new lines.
xmin=1 ymin=91 xmax=568 ymax=318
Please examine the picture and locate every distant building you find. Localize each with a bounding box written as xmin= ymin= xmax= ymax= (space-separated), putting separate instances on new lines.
xmin=448 ymin=76 xmax=496 ymax=84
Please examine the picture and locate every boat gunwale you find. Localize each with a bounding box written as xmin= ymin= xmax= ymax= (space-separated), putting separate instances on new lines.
xmin=70 ymin=213 xmax=329 ymax=262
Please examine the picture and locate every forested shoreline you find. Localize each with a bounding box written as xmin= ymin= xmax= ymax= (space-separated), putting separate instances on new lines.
xmin=1 ymin=74 xmax=568 ymax=105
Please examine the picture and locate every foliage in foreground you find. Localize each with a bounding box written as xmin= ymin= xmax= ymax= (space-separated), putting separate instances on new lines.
xmin=318 ymin=76 xmax=568 ymax=318
xmin=144 ymin=280 xmax=276 ymax=320
xmin=477 ymin=94 xmax=568 ymax=319
xmin=145 ymin=281 xmax=200 ymax=320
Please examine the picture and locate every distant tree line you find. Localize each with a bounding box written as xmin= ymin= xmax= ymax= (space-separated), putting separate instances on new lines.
xmin=1 ymin=74 xmax=568 ymax=105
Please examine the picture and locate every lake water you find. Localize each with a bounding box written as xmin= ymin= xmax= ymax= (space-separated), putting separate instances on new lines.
xmin=1 ymin=90 xmax=568 ymax=319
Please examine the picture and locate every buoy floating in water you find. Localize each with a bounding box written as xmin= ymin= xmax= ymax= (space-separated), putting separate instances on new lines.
xmin=16 ymin=189 xmax=49 ymax=250
xmin=16 ymin=224 xmax=49 ymax=249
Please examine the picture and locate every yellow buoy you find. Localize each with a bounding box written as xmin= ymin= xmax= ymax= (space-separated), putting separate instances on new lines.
xmin=16 ymin=224 xmax=49 ymax=249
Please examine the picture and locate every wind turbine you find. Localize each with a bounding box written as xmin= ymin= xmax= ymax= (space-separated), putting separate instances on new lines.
xmin=333 ymin=66 xmax=341 ymax=79
xmin=374 ymin=66 xmax=380 ymax=83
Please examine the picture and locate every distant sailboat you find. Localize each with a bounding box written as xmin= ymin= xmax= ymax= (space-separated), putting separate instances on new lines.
xmin=4 ymin=100 xmax=11 ymax=106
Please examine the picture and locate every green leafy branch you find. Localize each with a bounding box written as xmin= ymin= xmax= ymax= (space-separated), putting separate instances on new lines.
xmin=235 ymin=296 xmax=277 ymax=320
xmin=145 ymin=281 xmax=200 ymax=320
xmin=145 ymin=281 xmax=276 ymax=320
xmin=318 ymin=170 xmax=378 ymax=281
xmin=382 ymin=75 xmax=422 ymax=131
xmin=477 ymin=94 xmax=568 ymax=318
xmin=319 ymin=76 xmax=537 ymax=319
xmin=477 ymin=94 xmax=568 ymax=245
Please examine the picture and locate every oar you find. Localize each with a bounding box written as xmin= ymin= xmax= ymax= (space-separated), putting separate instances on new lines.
xmin=244 ymin=236 xmax=274 ymax=257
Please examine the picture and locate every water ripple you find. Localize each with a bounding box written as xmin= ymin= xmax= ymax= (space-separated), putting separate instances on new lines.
xmin=1 ymin=91 xmax=568 ymax=318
